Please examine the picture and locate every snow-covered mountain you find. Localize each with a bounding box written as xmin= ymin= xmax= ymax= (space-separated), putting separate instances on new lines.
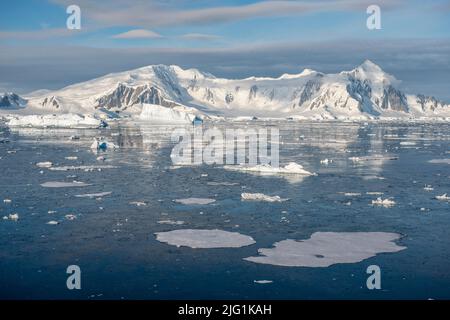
xmin=4 ymin=60 xmax=450 ymax=121
xmin=0 ymin=93 xmax=27 ymax=108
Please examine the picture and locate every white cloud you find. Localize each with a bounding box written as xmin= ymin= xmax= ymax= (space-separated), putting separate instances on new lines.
xmin=180 ymin=33 xmax=221 ymax=41
xmin=111 ymin=29 xmax=162 ymax=39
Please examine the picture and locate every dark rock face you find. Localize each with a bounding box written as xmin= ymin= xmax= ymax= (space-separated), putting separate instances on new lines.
xmin=381 ymin=86 xmax=408 ymax=112
xmin=0 ymin=93 xmax=26 ymax=108
xmin=416 ymin=94 xmax=443 ymax=112
xmin=95 ymin=83 xmax=176 ymax=110
xmin=41 ymin=96 xmax=60 ymax=109
xmin=299 ymin=79 xmax=321 ymax=107
xmin=248 ymin=85 xmax=258 ymax=101
xmin=225 ymin=93 xmax=234 ymax=104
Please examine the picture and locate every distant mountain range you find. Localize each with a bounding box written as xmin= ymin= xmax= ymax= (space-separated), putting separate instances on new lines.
xmin=2 ymin=60 xmax=450 ymax=121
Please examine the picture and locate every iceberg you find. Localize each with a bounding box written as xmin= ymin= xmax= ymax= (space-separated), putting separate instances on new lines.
xmin=241 ymin=192 xmax=289 ymax=202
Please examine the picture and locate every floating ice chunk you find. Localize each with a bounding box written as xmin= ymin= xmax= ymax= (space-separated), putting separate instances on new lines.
xmin=155 ymin=229 xmax=255 ymax=248
xmin=174 ymin=198 xmax=216 ymax=205
xmin=366 ymin=192 xmax=384 ymax=195
xmin=75 ymin=191 xmax=112 ymax=198
xmin=400 ymin=141 xmax=416 ymax=146
xmin=91 ymin=138 xmax=118 ymax=151
xmin=3 ymin=199 xmax=12 ymax=204
xmin=320 ymin=159 xmax=333 ymax=165
xmin=428 ymin=159 xmax=450 ymax=165
xmin=49 ymin=165 xmax=116 ymax=171
xmin=224 ymin=162 xmax=316 ymax=176
xmin=253 ymin=280 xmax=273 ymax=284
xmin=350 ymin=155 xmax=398 ymax=162
xmin=36 ymin=161 xmax=53 ymax=168
xmin=241 ymin=193 xmax=289 ymax=202
xmin=207 ymin=181 xmax=239 ymax=186
xmin=65 ymin=156 xmax=78 ymax=160
xmin=424 ymin=185 xmax=434 ymax=191
xmin=435 ymin=194 xmax=450 ymax=201
xmin=46 ymin=220 xmax=59 ymax=225
xmin=244 ymin=232 xmax=405 ymax=267
xmin=343 ymin=192 xmax=361 ymax=197
xmin=371 ymin=197 xmax=396 ymax=207
xmin=129 ymin=201 xmax=147 ymax=207
xmin=7 ymin=213 xmax=19 ymax=221
xmin=65 ymin=214 xmax=77 ymax=220
xmin=41 ymin=181 xmax=91 ymax=188
xmin=157 ymin=220 xmax=185 ymax=225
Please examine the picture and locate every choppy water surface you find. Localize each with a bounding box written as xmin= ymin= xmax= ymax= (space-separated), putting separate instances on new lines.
xmin=0 ymin=121 xmax=449 ymax=299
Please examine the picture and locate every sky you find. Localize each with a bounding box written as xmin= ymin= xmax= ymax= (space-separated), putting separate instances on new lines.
xmin=0 ymin=0 xmax=449 ymax=101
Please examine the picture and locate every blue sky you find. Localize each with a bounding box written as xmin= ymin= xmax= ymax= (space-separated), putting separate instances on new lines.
xmin=1 ymin=0 xmax=450 ymax=100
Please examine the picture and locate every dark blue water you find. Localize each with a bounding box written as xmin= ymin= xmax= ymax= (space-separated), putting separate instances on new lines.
xmin=0 ymin=121 xmax=449 ymax=299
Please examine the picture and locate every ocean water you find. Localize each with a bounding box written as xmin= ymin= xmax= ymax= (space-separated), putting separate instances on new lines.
xmin=0 ymin=121 xmax=449 ymax=300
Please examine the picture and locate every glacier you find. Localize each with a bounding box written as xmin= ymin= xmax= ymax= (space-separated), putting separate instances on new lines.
xmin=1 ymin=60 xmax=450 ymax=126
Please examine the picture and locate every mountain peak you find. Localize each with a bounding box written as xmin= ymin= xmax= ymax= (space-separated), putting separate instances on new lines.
xmin=357 ymin=59 xmax=382 ymax=71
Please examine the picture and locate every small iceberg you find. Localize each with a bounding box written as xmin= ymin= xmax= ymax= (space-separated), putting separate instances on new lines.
xmin=75 ymin=191 xmax=112 ymax=198
xmin=241 ymin=193 xmax=289 ymax=202
xmin=91 ymin=138 xmax=118 ymax=151
xmin=435 ymin=194 xmax=450 ymax=201
xmin=3 ymin=213 xmax=19 ymax=221
xmin=371 ymin=197 xmax=396 ymax=207
xmin=36 ymin=161 xmax=53 ymax=168
xmin=155 ymin=229 xmax=256 ymax=248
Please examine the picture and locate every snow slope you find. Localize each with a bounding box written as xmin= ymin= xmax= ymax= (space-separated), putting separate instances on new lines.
xmin=2 ymin=60 xmax=450 ymax=122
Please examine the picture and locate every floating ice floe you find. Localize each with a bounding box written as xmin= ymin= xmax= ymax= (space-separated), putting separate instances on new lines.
xmin=350 ymin=155 xmax=398 ymax=162
xmin=65 ymin=214 xmax=77 ymax=220
xmin=343 ymin=192 xmax=361 ymax=197
xmin=91 ymin=138 xmax=118 ymax=151
xmin=3 ymin=199 xmax=12 ymax=204
xmin=244 ymin=232 xmax=406 ymax=267
xmin=157 ymin=220 xmax=185 ymax=225
xmin=366 ymin=192 xmax=384 ymax=195
xmin=3 ymin=213 xmax=19 ymax=221
xmin=400 ymin=141 xmax=417 ymax=146
xmin=75 ymin=191 xmax=112 ymax=198
xmin=320 ymin=159 xmax=333 ymax=165
xmin=428 ymin=159 xmax=450 ymax=165
xmin=224 ymin=162 xmax=316 ymax=176
xmin=48 ymin=165 xmax=116 ymax=171
xmin=65 ymin=156 xmax=78 ymax=160
xmin=241 ymin=193 xmax=289 ymax=202
xmin=40 ymin=181 xmax=91 ymax=188
xmin=424 ymin=185 xmax=434 ymax=191
xmin=253 ymin=280 xmax=273 ymax=284
xmin=36 ymin=161 xmax=53 ymax=168
xmin=46 ymin=220 xmax=59 ymax=225
xmin=435 ymin=194 xmax=450 ymax=201
xmin=155 ymin=229 xmax=256 ymax=248
xmin=371 ymin=197 xmax=396 ymax=207
xmin=207 ymin=181 xmax=239 ymax=186
xmin=129 ymin=201 xmax=147 ymax=207
xmin=7 ymin=114 xmax=106 ymax=128
xmin=174 ymin=198 xmax=216 ymax=205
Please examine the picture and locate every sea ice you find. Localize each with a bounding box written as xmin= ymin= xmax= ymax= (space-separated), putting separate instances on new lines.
xmin=371 ymin=197 xmax=396 ymax=207
xmin=428 ymin=159 xmax=450 ymax=165
xmin=174 ymin=198 xmax=216 ymax=205
xmin=224 ymin=162 xmax=316 ymax=176
xmin=155 ymin=229 xmax=256 ymax=248
xmin=241 ymin=193 xmax=289 ymax=202
xmin=47 ymin=220 xmax=59 ymax=225
xmin=435 ymin=194 xmax=450 ymax=201
xmin=36 ymin=161 xmax=53 ymax=168
xmin=40 ymin=181 xmax=91 ymax=188
xmin=157 ymin=220 xmax=185 ymax=225
xmin=253 ymin=280 xmax=273 ymax=284
xmin=75 ymin=192 xmax=112 ymax=198
xmin=7 ymin=114 xmax=106 ymax=128
xmin=244 ymin=232 xmax=405 ymax=267
xmin=49 ymin=165 xmax=116 ymax=171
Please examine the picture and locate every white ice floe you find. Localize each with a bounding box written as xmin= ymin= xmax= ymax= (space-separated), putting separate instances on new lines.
xmin=371 ymin=197 xmax=396 ymax=207
xmin=91 ymin=138 xmax=118 ymax=151
xmin=65 ymin=214 xmax=77 ymax=220
xmin=7 ymin=114 xmax=106 ymax=128
xmin=244 ymin=232 xmax=406 ymax=267
xmin=155 ymin=229 xmax=256 ymax=248
xmin=157 ymin=220 xmax=185 ymax=225
xmin=48 ymin=165 xmax=116 ymax=171
xmin=400 ymin=141 xmax=417 ymax=146
xmin=36 ymin=161 xmax=53 ymax=168
xmin=65 ymin=156 xmax=78 ymax=160
xmin=366 ymin=192 xmax=384 ymax=195
xmin=174 ymin=198 xmax=216 ymax=205
xmin=4 ymin=213 xmax=19 ymax=221
xmin=207 ymin=181 xmax=239 ymax=186
xmin=241 ymin=193 xmax=289 ymax=202
xmin=320 ymin=159 xmax=333 ymax=165
xmin=129 ymin=201 xmax=147 ymax=207
xmin=224 ymin=162 xmax=316 ymax=176
xmin=424 ymin=185 xmax=434 ymax=191
xmin=253 ymin=280 xmax=273 ymax=284
xmin=3 ymin=199 xmax=12 ymax=204
xmin=40 ymin=181 xmax=91 ymax=188
xmin=75 ymin=191 xmax=112 ymax=198
xmin=343 ymin=192 xmax=361 ymax=197
xmin=46 ymin=220 xmax=59 ymax=225
xmin=435 ymin=194 xmax=450 ymax=201
xmin=428 ymin=159 xmax=450 ymax=165
xmin=350 ymin=155 xmax=398 ymax=162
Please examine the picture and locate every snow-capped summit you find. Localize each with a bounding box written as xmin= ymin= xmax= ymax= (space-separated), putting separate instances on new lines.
xmin=3 ymin=61 xmax=449 ymax=121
